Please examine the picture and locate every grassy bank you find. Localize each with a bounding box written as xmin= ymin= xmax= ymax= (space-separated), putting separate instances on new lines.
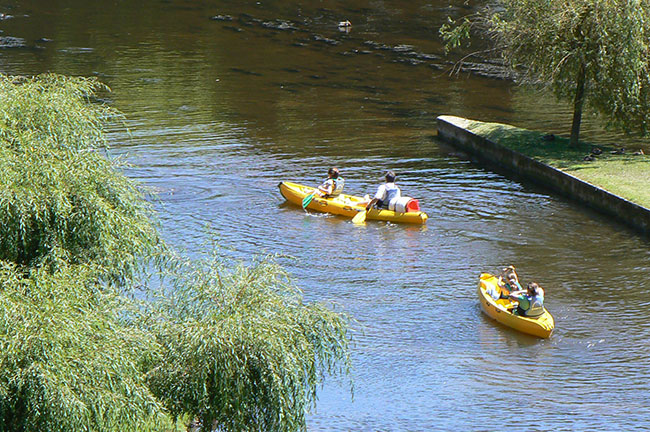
xmin=461 ymin=119 xmax=650 ymax=209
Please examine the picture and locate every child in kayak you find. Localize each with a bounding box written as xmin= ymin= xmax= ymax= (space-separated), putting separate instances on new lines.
xmin=497 ymin=265 xmax=522 ymax=297
xmin=509 ymin=282 xmax=545 ymax=317
xmin=317 ymin=167 xmax=345 ymax=197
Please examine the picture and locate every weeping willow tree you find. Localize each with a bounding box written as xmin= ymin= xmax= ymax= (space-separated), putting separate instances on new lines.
xmin=0 ymin=263 xmax=168 ymax=432
xmin=441 ymin=0 xmax=650 ymax=146
xmin=0 ymin=74 xmax=170 ymax=431
xmin=0 ymin=74 xmax=351 ymax=432
xmin=145 ymin=251 xmax=351 ymax=431
xmin=0 ymin=74 xmax=161 ymax=279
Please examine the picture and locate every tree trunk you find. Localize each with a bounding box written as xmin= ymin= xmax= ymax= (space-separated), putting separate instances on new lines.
xmin=570 ymin=62 xmax=587 ymax=147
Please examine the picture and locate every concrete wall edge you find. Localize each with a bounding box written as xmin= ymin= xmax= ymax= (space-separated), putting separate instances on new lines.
xmin=436 ymin=115 xmax=650 ymax=236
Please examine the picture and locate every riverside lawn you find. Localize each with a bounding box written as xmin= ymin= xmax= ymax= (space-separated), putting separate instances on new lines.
xmin=460 ymin=119 xmax=650 ymax=209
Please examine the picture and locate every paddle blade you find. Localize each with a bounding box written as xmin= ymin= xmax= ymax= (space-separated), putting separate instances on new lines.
xmin=352 ymin=210 xmax=367 ymax=224
xmin=302 ymin=192 xmax=315 ymax=209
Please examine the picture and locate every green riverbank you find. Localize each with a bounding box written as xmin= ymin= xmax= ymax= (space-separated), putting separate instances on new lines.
xmin=457 ymin=119 xmax=650 ymax=209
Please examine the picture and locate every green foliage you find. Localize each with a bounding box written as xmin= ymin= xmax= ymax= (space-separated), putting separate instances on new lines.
xmin=0 ymin=73 xmax=352 ymax=432
xmin=0 ymin=74 xmax=112 ymax=151
xmin=0 ymin=263 xmax=169 ymax=432
xmin=0 ymin=74 xmax=161 ymax=279
xmin=441 ymin=0 xmax=650 ymax=143
xmin=145 ymin=250 xmax=352 ymax=431
xmin=439 ymin=17 xmax=472 ymax=53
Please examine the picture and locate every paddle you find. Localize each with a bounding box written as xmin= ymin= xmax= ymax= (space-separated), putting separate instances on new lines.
xmin=352 ymin=208 xmax=368 ymax=224
xmin=302 ymin=190 xmax=317 ymax=209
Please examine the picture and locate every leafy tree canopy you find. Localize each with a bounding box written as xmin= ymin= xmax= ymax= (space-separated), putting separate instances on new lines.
xmin=145 ymin=250 xmax=351 ymax=431
xmin=0 ymin=74 xmax=352 ymax=432
xmin=0 ymin=74 xmax=161 ymax=279
xmin=0 ymin=262 xmax=168 ymax=432
xmin=441 ymin=0 xmax=650 ymax=145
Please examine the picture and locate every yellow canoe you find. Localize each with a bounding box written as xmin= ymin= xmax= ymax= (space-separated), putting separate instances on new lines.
xmin=278 ymin=181 xmax=428 ymax=224
xmin=477 ymin=273 xmax=554 ymax=338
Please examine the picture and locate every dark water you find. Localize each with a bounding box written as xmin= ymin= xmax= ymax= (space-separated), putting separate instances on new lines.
xmin=2 ymin=1 xmax=650 ymax=430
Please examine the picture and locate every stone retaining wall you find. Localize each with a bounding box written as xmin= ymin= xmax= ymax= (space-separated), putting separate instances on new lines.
xmin=437 ymin=115 xmax=650 ymax=236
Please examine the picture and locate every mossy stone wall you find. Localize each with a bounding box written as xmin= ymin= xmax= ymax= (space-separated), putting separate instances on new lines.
xmin=437 ymin=115 xmax=650 ymax=236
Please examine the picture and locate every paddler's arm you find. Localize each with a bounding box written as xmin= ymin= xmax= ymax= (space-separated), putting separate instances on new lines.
xmin=365 ymin=197 xmax=379 ymax=210
xmin=508 ymin=291 xmax=525 ymax=300
xmin=317 ymin=181 xmax=333 ymax=197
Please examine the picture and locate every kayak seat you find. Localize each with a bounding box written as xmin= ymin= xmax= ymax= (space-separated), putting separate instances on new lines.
xmin=525 ymin=309 xmax=544 ymax=318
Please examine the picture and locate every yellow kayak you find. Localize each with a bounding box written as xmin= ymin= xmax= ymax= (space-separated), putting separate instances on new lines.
xmin=278 ymin=181 xmax=428 ymax=224
xmin=477 ymin=273 xmax=554 ymax=338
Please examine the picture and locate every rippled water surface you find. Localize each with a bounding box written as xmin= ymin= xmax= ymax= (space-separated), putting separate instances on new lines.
xmin=2 ymin=1 xmax=650 ymax=430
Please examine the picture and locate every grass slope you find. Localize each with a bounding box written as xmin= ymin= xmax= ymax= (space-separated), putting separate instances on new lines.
xmin=462 ymin=119 xmax=650 ymax=209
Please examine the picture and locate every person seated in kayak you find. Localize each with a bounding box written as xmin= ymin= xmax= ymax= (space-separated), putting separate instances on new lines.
xmin=497 ymin=265 xmax=522 ymax=297
xmin=362 ymin=170 xmax=401 ymax=210
xmin=509 ymin=282 xmax=545 ymax=317
xmin=316 ymin=167 xmax=345 ymax=198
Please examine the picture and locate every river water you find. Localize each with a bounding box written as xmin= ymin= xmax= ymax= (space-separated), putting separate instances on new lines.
xmin=2 ymin=1 xmax=650 ymax=430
